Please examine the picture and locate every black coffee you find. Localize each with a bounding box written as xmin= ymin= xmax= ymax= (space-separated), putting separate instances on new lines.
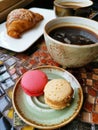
xmin=49 ymin=26 xmax=98 ymax=45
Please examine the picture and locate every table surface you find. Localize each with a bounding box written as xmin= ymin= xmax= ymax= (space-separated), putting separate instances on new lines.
xmin=0 ymin=1 xmax=98 ymax=130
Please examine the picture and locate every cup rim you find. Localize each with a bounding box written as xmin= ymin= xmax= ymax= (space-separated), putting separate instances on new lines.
xmin=44 ymin=16 xmax=98 ymax=48
xmin=54 ymin=0 xmax=93 ymax=8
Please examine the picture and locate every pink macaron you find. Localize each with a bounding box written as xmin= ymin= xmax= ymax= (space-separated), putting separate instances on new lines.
xmin=21 ymin=70 xmax=48 ymax=96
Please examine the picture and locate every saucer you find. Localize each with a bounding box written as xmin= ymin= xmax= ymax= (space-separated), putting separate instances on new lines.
xmin=12 ymin=66 xmax=83 ymax=129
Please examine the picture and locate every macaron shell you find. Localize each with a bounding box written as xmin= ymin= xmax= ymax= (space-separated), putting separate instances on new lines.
xmin=22 ymin=87 xmax=44 ymax=96
xmin=21 ymin=70 xmax=48 ymax=96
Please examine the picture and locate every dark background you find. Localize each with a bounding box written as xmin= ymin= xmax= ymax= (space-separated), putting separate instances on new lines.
xmin=28 ymin=0 xmax=98 ymax=10
xmin=28 ymin=0 xmax=54 ymax=9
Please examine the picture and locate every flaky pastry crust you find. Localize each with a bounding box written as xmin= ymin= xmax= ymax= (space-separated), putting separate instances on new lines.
xmin=6 ymin=8 xmax=44 ymax=38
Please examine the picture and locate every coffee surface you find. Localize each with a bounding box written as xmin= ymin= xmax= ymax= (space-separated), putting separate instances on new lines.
xmin=49 ymin=26 xmax=98 ymax=45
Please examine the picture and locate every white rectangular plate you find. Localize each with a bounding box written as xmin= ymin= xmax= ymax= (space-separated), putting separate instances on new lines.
xmin=0 ymin=8 xmax=55 ymax=52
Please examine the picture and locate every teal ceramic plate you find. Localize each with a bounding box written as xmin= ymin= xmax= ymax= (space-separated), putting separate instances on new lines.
xmin=12 ymin=66 xmax=83 ymax=129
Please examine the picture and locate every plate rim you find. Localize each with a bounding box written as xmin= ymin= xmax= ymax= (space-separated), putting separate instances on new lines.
xmin=12 ymin=66 xmax=83 ymax=129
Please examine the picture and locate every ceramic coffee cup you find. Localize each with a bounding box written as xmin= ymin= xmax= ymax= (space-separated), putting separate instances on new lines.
xmin=54 ymin=0 xmax=93 ymax=17
xmin=44 ymin=16 xmax=98 ymax=68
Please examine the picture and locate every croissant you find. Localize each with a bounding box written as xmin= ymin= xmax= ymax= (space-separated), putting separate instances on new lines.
xmin=6 ymin=8 xmax=44 ymax=38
